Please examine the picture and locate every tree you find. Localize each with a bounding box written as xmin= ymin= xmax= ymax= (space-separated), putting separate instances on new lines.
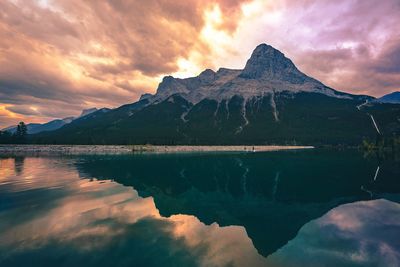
xmin=13 ymin=121 xmax=28 ymax=143
xmin=16 ymin=121 xmax=28 ymax=137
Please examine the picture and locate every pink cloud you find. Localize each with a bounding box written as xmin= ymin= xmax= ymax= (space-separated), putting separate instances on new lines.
xmin=0 ymin=0 xmax=399 ymax=128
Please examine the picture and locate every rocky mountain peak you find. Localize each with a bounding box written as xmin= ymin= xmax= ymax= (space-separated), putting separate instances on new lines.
xmin=79 ymin=108 xmax=98 ymax=118
xmin=145 ymin=43 xmax=343 ymax=105
xmin=239 ymin=43 xmax=299 ymax=80
xmin=198 ymin=69 xmax=216 ymax=83
xmin=139 ymin=93 xmax=152 ymax=101
xmin=156 ymin=76 xmax=180 ymax=95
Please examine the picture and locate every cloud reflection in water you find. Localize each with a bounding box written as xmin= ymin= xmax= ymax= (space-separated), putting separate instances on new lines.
xmin=0 ymin=156 xmax=399 ymax=267
xmin=0 ymin=157 xmax=266 ymax=267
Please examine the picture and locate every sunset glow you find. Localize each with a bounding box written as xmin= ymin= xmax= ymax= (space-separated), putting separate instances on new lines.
xmin=0 ymin=0 xmax=399 ymax=128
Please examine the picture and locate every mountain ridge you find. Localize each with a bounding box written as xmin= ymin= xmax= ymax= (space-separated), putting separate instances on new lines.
xmin=376 ymin=91 xmax=400 ymax=104
xmin=2 ymin=107 xmax=106 ymax=134
xmin=20 ymin=43 xmax=400 ymax=145
xmin=145 ymin=43 xmax=358 ymax=106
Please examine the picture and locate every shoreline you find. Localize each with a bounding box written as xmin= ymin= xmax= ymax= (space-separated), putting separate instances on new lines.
xmin=0 ymin=144 xmax=314 ymax=155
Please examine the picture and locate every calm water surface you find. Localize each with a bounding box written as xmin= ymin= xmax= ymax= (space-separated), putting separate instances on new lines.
xmin=0 ymin=150 xmax=399 ymax=267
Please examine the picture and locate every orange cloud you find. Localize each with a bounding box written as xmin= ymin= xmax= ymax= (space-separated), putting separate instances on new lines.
xmin=0 ymin=104 xmax=24 ymax=128
xmin=0 ymin=105 xmax=21 ymax=119
xmin=1 ymin=0 xmax=399 ymax=129
xmin=0 ymin=0 xmax=250 ymax=128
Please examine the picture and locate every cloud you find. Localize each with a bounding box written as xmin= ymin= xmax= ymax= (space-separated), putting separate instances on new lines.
xmin=0 ymin=0 xmax=250 ymax=128
xmin=206 ymin=0 xmax=400 ymax=96
xmin=0 ymin=156 xmax=266 ymax=267
xmin=0 ymin=105 xmax=25 ymax=128
xmin=372 ymin=38 xmax=400 ymax=74
xmin=267 ymin=199 xmax=400 ymax=267
xmin=0 ymin=0 xmax=399 ymax=128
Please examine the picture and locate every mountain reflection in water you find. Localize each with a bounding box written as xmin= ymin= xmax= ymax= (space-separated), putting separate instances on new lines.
xmin=0 ymin=150 xmax=399 ymax=267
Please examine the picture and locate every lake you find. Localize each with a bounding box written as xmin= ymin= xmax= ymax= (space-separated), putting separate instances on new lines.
xmin=0 ymin=149 xmax=399 ymax=267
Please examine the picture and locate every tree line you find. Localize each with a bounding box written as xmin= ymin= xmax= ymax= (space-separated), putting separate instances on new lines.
xmin=0 ymin=122 xmax=28 ymax=144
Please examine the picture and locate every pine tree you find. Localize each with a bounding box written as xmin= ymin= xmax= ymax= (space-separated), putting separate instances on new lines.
xmin=16 ymin=122 xmax=27 ymax=137
xmin=14 ymin=122 xmax=28 ymax=143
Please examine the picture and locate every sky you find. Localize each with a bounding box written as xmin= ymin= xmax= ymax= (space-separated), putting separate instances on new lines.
xmin=0 ymin=0 xmax=399 ymax=128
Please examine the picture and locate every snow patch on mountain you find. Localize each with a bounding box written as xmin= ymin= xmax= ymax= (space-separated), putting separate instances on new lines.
xmin=225 ymin=100 xmax=230 ymax=120
xmin=213 ymin=101 xmax=221 ymax=118
xmin=270 ymin=92 xmax=279 ymax=122
xmin=180 ymin=107 xmax=191 ymax=123
xmin=79 ymin=108 xmax=98 ymax=118
xmin=235 ymin=99 xmax=250 ymax=134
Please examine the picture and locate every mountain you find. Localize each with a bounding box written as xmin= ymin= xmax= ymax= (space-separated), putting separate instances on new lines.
xmin=3 ymin=107 xmax=106 ymax=135
xmin=78 ymin=108 xmax=99 ymax=118
xmin=3 ymin=123 xmax=41 ymax=134
xmin=149 ymin=44 xmax=351 ymax=105
xmin=376 ymin=91 xmax=400 ymax=104
xmin=33 ymin=44 xmax=400 ymax=145
xmin=3 ymin=117 xmax=73 ymax=135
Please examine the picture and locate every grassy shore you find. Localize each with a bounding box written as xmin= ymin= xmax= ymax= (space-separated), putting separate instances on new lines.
xmin=0 ymin=144 xmax=314 ymax=155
